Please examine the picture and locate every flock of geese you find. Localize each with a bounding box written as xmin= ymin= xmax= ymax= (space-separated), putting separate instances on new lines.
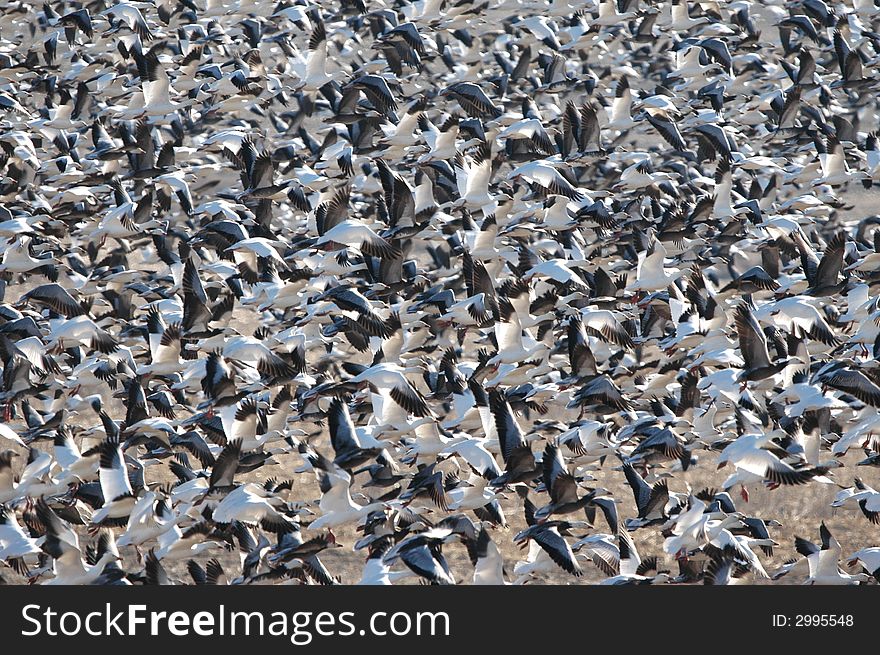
xmin=2 ymin=0 xmax=880 ymax=586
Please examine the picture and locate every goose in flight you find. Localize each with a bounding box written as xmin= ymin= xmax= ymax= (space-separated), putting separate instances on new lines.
xmin=534 ymin=442 xmax=616 ymax=531
xmin=210 ymin=483 xmax=299 ymax=534
xmin=793 ymin=523 xmax=869 ymax=585
xmin=592 ymin=529 xmax=669 ymax=585
xmin=36 ymin=499 xmax=121 ymax=585
xmin=514 ymin=518 xmax=587 ymax=580
xmin=1 ymin=0 xmax=880 ymax=591
xmin=733 ymin=303 xmax=798 ymax=384
xmin=831 ymin=478 xmax=880 ymax=524
xmin=347 ymin=362 xmax=434 ymax=428
xmin=300 ymin=443 xmax=386 ymax=531
xmin=91 ymin=438 xmax=138 ymax=526
xmin=382 ymin=527 xmax=461 ymax=585
xmin=621 ymin=462 xmax=674 ymax=530
xmin=0 ymin=504 xmax=41 ymax=563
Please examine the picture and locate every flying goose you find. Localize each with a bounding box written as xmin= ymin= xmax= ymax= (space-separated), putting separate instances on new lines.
xmin=514 ymin=517 xmax=586 ymax=579
xmin=36 ymin=498 xmax=120 ymax=585
xmin=382 ymin=527 xmax=460 ymax=585
xmin=533 ymin=442 xmax=602 ymax=521
xmin=621 ymin=462 xmax=673 ymax=530
xmin=794 ymin=523 xmax=869 ymax=585
xmin=300 ymin=444 xmax=386 ymax=531
xmin=91 ymin=438 xmax=137 ymax=526
xmin=831 ymin=478 xmax=880 ymax=524
xmin=733 ymin=303 xmax=796 ymax=384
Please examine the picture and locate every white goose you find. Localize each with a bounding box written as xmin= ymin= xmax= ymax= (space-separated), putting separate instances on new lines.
xmin=307 ymin=464 xmax=386 ymax=531
xmin=626 ymin=238 xmax=686 ymax=294
xmin=472 ymin=527 xmax=509 ymax=585
xmin=0 ymin=505 xmax=41 ymax=562
xmin=796 ymin=523 xmax=869 ymax=585
xmin=36 ymin=499 xmax=120 ymax=585
xmin=211 ymin=483 xmax=299 ymax=532
xmin=831 ymin=478 xmax=880 ymax=523
xmin=91 ymin=439 xmax=137 ymax=526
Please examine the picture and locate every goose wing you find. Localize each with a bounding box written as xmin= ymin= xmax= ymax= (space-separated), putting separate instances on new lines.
xmin=532 ymin=525 xmax=582 ymax=576
xmin=542 ymin=442 xmax=578 ymax=504
xmin=734 ymin=303 xmax=772 ymax=370
xmin=209 ymin=439 xmax=241 ymax=488
xmin=618 ymin=528 xmax=642 ymax=577
xmin=328 ymin=397 xmax=361 ymax=457
xmin=823 ymin=369 xmax=880 ymax=407
xmin=490 ymin=390 xmax=526 ymax=462
xmin=812 ymin=231 xmax=846 ymax=290
xmin=98 ymin=438 xmax=134 ymax=502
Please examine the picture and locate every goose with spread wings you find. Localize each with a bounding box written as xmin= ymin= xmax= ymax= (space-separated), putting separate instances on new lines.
xmin=733 ymin=303 xmax=796 ymax=384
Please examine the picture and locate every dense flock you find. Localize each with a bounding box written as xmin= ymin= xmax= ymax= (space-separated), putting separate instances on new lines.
xmin=1 ymin=0 xmax=880 ymax=585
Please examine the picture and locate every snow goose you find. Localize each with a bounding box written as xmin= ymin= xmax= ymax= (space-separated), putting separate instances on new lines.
xmin=514 ymin=518 xmax=586 ymax=579
xmin=792 ymin=230 xmax=849 ymax=297
xmin=533 ymin=442 xmax=600 ymax=521
xmin=382 ymin=527 xmax=461 ymax=585
xmin=451 ymin=142 xmax=496 ymax=212
xmin=0 ymin=448 xmax=63 ymax=505
xmin=399 ymin=462 xmax=450 ymax=512
xmin=45 ymin=315 xmax=118 ymax=355
xmin=138 ymin=307 xmax=190 ymax=377
xmin=847 ymin=547 xmax=880 ymax=582
xmin=358 ymin=537 xmax=415 ymax=585
xmin=300 ymin=445 xmax=386 ymax=531
xmin=487 ymin=390 xmax=540 ymax=488
xmin=91 ymin=437 xmax=137 ymax=526
xmin=733 ymin=303 xmax=797 ymax=384
xmin=557 ymin=420 xmax=613 ymax=460
xmin=0 ymin=504 xmax=41 ymax=563
xmin=151 ymin=517 xmax=224 ymax=561
xmin=831 ymin=478 xmax=880 ymax=524
xmin=441 ymin=83 xmax=502 ymax=120
xmin=508 ymin=160 xmax=584 ymax=202
xmin=35 ymin=498 xmax=120 ymax=585
xmin=577 ymin=307 xmax=636 ymax=349
xmin=662 ymin=498 xmax=744 ymax=559
xmin=717 ymin=431 xmax=830 ymax=492
xmin=347 ymin=362 xmax=434 ymax=426
xmin=469 ymin=526 xmax=509 ymax=585
xmin=606 ymin=77 xmax=636 ymax=131
xmin=211 ymin=483 xmax=299 ymax=533
xmin=756 ymin=296 xmax=839 ymax=346
xmin=116 ymin=491 xmax=177 ymax=548
xmin=0 ymin=236 xmax=59 ymax=274
xmin=326 ymin=397 xmax=389 ymax=471
xmin=621 ymin=462 xmax=674 ymax=530
xmin=446 ymin=471 xmax=504 ymax=525
xmin=566 ymin=374 xmax=633 ymax=412
xmin=815 ymin=362 xmax=880 ymax=408
xmin=52 ymin=427 xmax=99 ymax=486
xmin=663 ymin=0 xmax=710 ymax=32
xmin=626 ymin=238 xmax=685 ymax=295
xmin=626 ymin=425 xmax=692 ymax=470
xmin=599 ymin=529 xmax=669 ymax=585
xmin=99 ymin=2 xmax=153 ymax=40
xmin=794 ymin=523 xmax=869 ymax=585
